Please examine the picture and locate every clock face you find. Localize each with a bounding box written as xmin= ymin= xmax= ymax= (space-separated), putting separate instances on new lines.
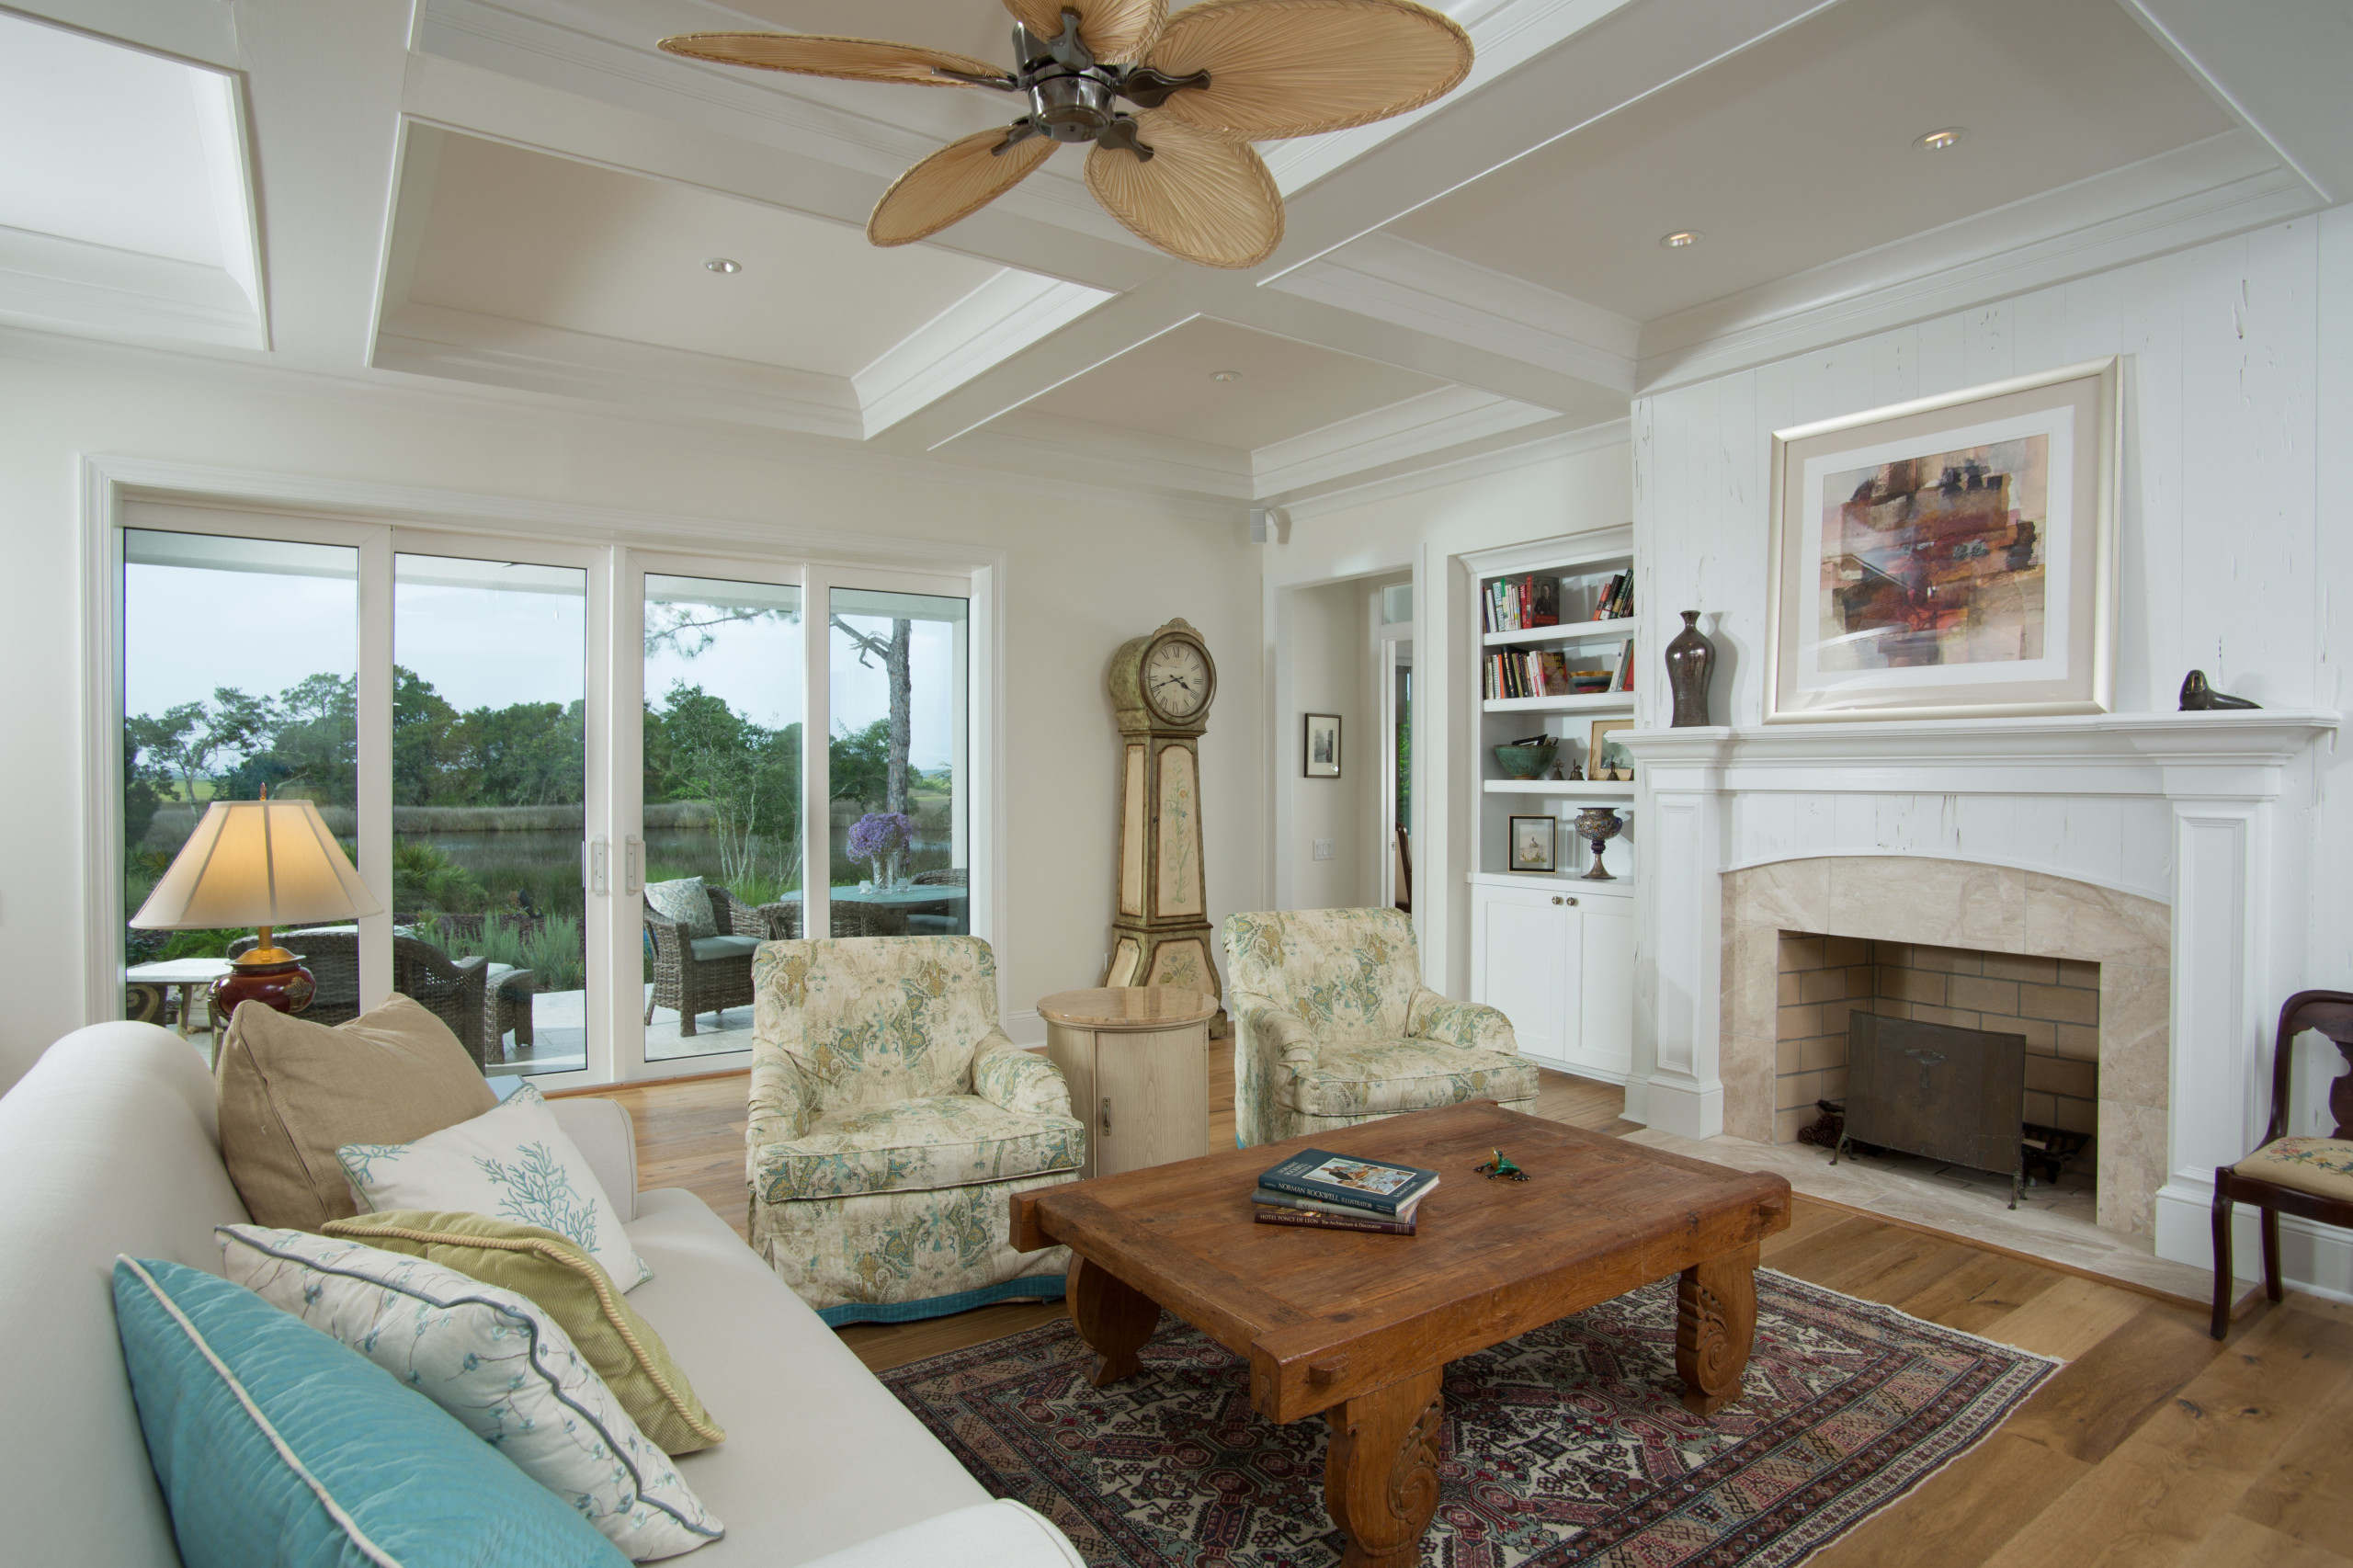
xmin=1143 ymin=637 xmax=1211 ymax=722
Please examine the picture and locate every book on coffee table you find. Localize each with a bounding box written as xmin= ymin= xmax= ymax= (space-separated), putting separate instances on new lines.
xmin=1253 ymin=1186 xmax=1429 ymax=1222
xmin=1257 ymin=1149 xmax=1438 ymax=1216
xmin=1255 ymin=1208 xmax=1416 ymax=1235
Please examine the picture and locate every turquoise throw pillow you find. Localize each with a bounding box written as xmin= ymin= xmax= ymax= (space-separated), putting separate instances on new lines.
xmin=111 ymin=1256 xmax=627 ymax=1568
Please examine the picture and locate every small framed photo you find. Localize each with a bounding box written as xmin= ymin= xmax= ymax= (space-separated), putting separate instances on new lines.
xmin=1507 ymin=814 xmax=1556 ymax=873
xmin=1303 ymin=713 xmax=1342 ymax=778
xmin=1588 ymin=718 xmax=1634 ymax=781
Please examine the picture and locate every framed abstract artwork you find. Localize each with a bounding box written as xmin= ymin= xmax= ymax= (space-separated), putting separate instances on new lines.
xmin=1765 ymin=358 xmax=2120 ymax=722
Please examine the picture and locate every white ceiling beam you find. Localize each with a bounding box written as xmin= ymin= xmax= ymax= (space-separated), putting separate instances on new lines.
xmin=7 ymin=0 xmax=240 ymax=68
xmin=2118 ymin=0 xmax=2353 ymax=205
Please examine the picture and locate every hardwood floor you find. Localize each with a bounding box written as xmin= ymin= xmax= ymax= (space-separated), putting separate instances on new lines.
xmin=574 ymin=1050 xmax=2353 ymax=1568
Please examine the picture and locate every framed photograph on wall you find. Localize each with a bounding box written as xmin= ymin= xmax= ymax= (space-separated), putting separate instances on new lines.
xmin=1507 ymin=814 xmax=1556 ymax=874
xmin=1302 ymin=713 xmax=1342 ymax=778
xmin=1765 ymin=358 xmax=2120 ymax=722
xmin=1588 ymin=718 xmax=1634 ymax=781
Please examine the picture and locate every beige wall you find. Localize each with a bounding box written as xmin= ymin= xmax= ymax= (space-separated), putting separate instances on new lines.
xmin=1264 ymin=434 xmax=1633 ymax=991
xmin=1281 ymin=576 xmax=1377 ymax=910
xmin=0 ymin=349 xmax=1263 ymax=1088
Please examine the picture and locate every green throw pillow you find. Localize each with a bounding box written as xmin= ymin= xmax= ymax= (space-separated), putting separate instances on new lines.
xmin=323 ymin=1210 xmax=725 ymax=1455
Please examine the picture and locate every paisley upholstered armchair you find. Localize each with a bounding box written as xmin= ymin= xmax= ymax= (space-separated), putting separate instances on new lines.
xmin=745 ymin=936 xmax=1084 ymax=1324
xmin=1222 ymin=907 xmax=1535 ymax=1147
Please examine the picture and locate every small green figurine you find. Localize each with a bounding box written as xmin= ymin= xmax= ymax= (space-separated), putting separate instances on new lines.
xmin=1474 ymin=1148 xmax=1529 ymax=1182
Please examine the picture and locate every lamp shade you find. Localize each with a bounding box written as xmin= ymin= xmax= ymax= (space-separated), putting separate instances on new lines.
xmin=131 ymin=799 xmax=382 ymax=931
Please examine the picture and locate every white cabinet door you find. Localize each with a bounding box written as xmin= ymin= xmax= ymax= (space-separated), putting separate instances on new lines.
xmin=1470 ymin=882 xmax=1572 ymax=1065
xmin=1573 ymin=898 xmax=1635 ymax=1080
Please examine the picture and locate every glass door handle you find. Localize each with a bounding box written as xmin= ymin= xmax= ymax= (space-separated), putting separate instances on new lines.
xmin=585 ymin=839 xmax=609 ymax=896
xmin=624 ymin=835 xmax=643 ymax=894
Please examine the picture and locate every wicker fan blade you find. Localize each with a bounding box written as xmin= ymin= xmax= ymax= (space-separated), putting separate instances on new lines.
xmin=1145 ymin=0 xmax=1472 ymax=140
xmin=870 ymin=129 xmax=1058 ymax=246
xmin=658 ymin=33 xmax=1012 ymax=88
xmin=1000 ymin=0 xmax=1167 ymax=63
xmin=1086 ymin=112 xmax=1283 ymax=268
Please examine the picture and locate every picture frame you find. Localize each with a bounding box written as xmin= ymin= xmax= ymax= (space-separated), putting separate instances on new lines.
xmin=1587 ymin=718 xmax=1634 ymax=782
xmin=1302 ymin=713 xmax=1342 ymax=778
xmin=1506 ymin=814 xmax=1556 ymax=874
xmin=1765 ymin=358 xmax=2120 ymax=722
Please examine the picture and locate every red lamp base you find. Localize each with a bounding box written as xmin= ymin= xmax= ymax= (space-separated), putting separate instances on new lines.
xmin=211 ymin=958 xmax=316 ymax=1020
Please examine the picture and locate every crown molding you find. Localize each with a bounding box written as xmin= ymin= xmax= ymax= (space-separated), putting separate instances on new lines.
xmin=1279 ymin=415 xmax=1631 ymax=521
xmin=2120 ymin=0 xmax=2353 ymax=206
xmin=1637 ymin=131 xmax=2320 ymax=393
xmin=944 ymin=415 xmax=1253 ymax=504
xmin=1271 ymin=233 xmax=1638 ymax=392
xmin=0 ymin=225 xmax=263 ymax=351
xmin=372 ymin=301 xmax=864 ymax=438
xmin=0 ymin=320 xmax=1241 ymax=527
xmin=1250 ymin=385 xmax=1559 ymax=497
xmin=6 ymin=0 xmax=239 ymax=68
xmin=854 ymin=271 xmax=1113 ymax=437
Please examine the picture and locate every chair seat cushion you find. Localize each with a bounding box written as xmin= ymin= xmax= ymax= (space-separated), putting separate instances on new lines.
xmin=759 ymin=1096 xmax=1084 ymax=1203
xmin=2233 ymin=1136 xmax=2353 ymax=1201
xmin=1286 ymin=1039 xmax=1539 ymax=1118
xmin=689 ymin=935 xmax=761 ymax=962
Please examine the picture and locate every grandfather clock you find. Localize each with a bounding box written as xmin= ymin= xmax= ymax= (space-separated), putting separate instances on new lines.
xmin=1103 ymin=619 xmax=1223 ymax=1027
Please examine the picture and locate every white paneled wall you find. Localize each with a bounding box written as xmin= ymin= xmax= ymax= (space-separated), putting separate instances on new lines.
xmin=1636 ymin=206 xmax=2353 ymax=1013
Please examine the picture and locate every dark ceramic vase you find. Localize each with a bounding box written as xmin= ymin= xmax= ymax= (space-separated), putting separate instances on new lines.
xmin=1665 ymin=610 xmax=1716 ymax=727
xmin=210 ymin=956 xmax=315 ymax=1021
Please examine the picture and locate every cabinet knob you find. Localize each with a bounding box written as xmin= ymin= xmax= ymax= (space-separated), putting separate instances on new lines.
xmin=1552 ymin=895 xmax=1579 ymax=906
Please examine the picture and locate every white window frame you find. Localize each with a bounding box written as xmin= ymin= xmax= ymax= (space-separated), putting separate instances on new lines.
xmin=80 ymin=457 xmax=1004 ymax=1087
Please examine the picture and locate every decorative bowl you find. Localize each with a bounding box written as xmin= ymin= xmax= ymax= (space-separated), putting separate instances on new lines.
xmin=1493 ymin=740 xmax=1558 ymax=779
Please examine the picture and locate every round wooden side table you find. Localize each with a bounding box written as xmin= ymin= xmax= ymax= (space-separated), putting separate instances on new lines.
xmin=1038 ymin=986 xmax=1216 ymax=1180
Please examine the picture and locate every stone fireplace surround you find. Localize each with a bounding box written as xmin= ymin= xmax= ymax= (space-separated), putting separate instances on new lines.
xmin=1619 ymin=710 xmax=2344 ymax=1291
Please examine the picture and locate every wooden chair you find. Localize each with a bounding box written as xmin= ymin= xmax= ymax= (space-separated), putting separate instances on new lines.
xmin=2210 ymin=990 xmax=2353 ymax=1337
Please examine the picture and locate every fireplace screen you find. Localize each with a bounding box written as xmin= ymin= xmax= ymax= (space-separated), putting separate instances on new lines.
xmin=1836 ymin=1013 xmax=2028 ymax=1206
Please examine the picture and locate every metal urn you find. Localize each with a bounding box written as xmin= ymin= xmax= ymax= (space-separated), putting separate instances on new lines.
xmin=1573 ymin=807 xmax=1622 ymax=881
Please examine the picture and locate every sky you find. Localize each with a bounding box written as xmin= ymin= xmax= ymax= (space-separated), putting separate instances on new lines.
xmin=125 ymin=557 xmax=961 ymax=771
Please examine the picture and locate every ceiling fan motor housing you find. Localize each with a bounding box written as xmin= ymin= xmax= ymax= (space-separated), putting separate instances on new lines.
xmin=1029 ymin=73 xmax=1120 ymax=142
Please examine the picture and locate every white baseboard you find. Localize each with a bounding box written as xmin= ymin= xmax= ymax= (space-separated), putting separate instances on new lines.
xmin=2154 ymin=1179 xmax=2353 ymax=1302
xmin=1519 ymin=1051 xmax=1630 ymax=1086
xmin=1003 ymin=1008 xmax=1046 ymax=1050
xmin=1637 ymin=1075 xmax=1722 ymax=1141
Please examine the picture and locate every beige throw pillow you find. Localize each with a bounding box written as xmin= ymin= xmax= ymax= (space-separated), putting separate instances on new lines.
xmin=216 ymin=994 xmax=494 ymax=1231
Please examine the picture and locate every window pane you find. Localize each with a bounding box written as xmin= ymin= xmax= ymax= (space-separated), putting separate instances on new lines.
xmin=642 ymin=574 xmax=802 ymax=1061
xmin=124 ymin=530 xmax=358 ymax=1052
xmin=828 ymin=587 xmax=968 ymax=937
xmin=394 ymin=554 xmax=587 ymax=1076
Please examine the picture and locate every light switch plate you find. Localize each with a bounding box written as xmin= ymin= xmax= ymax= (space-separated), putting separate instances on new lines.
xmin=1312 ymin=839 xmax=1336 ymax=860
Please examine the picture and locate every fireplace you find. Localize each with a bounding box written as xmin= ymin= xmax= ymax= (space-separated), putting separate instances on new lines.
xmin=1620 ymin=711 xmax=2341 ymax=1282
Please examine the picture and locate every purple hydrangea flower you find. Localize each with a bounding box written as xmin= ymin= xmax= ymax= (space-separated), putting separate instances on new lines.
xmin=847 ymin=812 xmax=914 ymax=860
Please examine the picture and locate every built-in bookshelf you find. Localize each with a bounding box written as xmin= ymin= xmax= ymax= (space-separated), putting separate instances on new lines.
xmin=1462 ymin=528 xmax=1636 ymax=885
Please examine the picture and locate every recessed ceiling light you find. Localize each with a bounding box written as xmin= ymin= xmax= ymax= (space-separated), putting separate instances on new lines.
xmin=704 ymin=257 xmax=743 ymax=275
xmin=1915 ymin=127 xmax=1965 ymax=152
xmin=1211 ymin=369 xmax=1241 ymax=381
xmin=1659 ymin=230 xmax=1702 ymax=250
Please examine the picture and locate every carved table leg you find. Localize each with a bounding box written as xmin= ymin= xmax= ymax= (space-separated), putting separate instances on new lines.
xmin=1677 ymin=1241 xmax=1760 ymax=1416
xmin=1323 ymin=1366 xmax=1444 ymax=1568
xmin=1069 ymin=1255 xmax=1159 ymax=1387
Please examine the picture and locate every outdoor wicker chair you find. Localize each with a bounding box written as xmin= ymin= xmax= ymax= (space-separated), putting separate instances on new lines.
xmin=906 ymin=867 xmax=968 ymax=936
xmin=643 ymin=883 xmax=777 ymax=1037
xmin=227 ymin=927 xmax=492 ymax=1068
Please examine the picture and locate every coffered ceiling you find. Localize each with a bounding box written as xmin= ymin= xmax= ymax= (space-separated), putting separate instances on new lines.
xmin=3 ymin=0 xmax=2347 ymax=514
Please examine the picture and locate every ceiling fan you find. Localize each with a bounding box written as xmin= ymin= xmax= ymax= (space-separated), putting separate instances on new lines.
xmin=659 ymin=0 xmax=1473 ymax=269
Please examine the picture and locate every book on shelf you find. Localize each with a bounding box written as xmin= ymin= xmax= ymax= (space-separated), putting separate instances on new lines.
xmin=1615 ymin=638 xmax=1636 ymax=692
xmin=1254 ymin=1209 xmax=1417 ymax=1236
xmin=1257 ymin=1149 xmax=1438 ymax=1216
xmin=1483 ymin=574 xmax=1561 ymax=633
xmin=1253 ymin=1185 xmax=1430 ymax=1223
xmin=1592 ymin=572 xmax=1625 ymax=620
xmin=1532 ymin=649 xmax=1573 ymax=697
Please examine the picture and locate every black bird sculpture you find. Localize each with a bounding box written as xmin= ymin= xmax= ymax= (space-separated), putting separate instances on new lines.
xmin=2179 ymin=670 xmax=2259 ymax=710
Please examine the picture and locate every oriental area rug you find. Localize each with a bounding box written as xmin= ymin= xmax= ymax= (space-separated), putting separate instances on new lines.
xmin=881 ymin=1269 xmax=2057 ymax=1568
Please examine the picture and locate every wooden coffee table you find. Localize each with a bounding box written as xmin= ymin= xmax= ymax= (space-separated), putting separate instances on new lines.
xmin=1010 ymin=1099 xmax=1791 ymax=1568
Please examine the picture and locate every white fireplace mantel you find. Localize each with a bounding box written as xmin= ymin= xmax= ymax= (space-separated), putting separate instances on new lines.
xmin=1618 ymin=708 xmax=2345 ymax=1293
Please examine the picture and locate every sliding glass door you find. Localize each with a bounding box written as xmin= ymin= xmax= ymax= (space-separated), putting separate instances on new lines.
xmin=114 ymin=516 xmax=978 ymax=1088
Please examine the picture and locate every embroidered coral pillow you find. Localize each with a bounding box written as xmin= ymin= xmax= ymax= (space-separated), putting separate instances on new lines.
xmin=337 ymin=1081 xmax=652 ymax=1290
xmin=642 ymin=879 xmax=718 ymax=939
xmin=219 ymin=1226 xmax=720 ymax=1561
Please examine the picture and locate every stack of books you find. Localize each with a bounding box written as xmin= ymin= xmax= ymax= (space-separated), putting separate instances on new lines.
xmin=1253 ymin=1149 xmax=1438 ymax=1236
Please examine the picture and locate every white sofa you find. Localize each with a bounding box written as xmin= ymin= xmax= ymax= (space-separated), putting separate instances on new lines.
xmin=0 ymin=1022 xmax=1083 ymax=1568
